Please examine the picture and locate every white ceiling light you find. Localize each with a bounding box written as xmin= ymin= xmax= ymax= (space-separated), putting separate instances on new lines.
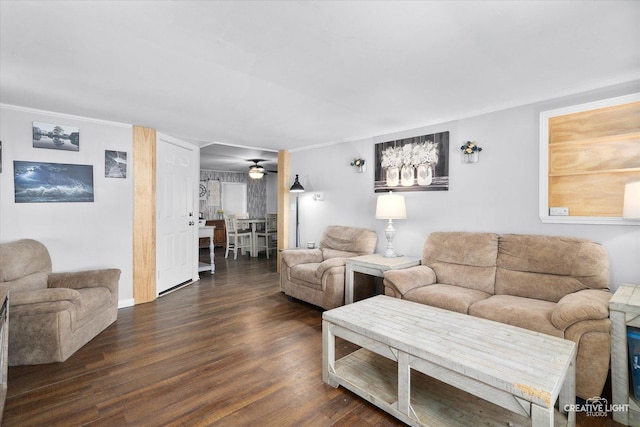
xmin=248 ymin=160 xmax=265 ymax=179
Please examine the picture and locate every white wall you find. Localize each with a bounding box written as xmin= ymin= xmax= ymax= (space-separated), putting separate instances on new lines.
xmin=290 ymin=81 xmax=640 ymax=292
xmin=0 ymin=105 xmax=134 ymax=306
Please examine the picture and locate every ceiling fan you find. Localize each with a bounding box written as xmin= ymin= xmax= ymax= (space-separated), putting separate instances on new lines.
xmin=248 ymin=159 xmax=266 ymax=179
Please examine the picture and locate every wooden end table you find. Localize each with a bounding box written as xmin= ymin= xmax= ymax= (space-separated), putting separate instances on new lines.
xmin=198 ymin=226 xmax=215 ymax=274
xmin=610 ymin=283 xmax=640 ymax=426
xmin=345 ymin=254 xmax=420 ymax=304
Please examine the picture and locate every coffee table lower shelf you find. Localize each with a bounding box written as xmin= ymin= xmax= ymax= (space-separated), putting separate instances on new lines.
xmin=332 ymin=348 xmax=570 ymax=427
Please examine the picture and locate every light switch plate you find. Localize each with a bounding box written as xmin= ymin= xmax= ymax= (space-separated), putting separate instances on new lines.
xmin=549 ymin=207 xmax=569 ymax=216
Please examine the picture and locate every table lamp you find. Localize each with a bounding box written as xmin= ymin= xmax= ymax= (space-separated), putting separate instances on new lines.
xmin=623 ymin=181 xmax=640 ymax=220
xmin=376 ymin=191 xmax=407 ymax=257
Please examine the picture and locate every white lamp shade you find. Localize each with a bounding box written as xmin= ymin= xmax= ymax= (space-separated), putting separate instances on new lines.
xmin=376 ymin=192 xmax=407 ymax=219
xmin=623 ymin=181 xmax=640 ymax=219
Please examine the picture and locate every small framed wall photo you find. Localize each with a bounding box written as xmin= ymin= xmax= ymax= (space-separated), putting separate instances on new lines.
xmin=32 ymin=122 xmax=80 ymax=151
xmin=105 ymin=150 xmax=127 ymax=178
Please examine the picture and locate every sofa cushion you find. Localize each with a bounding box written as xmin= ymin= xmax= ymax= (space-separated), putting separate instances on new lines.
xmin=423 ymin=232 xmax=498 ymax=294
xmin=384 ymin=266 xmax=437 ymax=296
xmin=469 ymin=295 xmax=563 ymax=338
xmin=496 ymin=234 xmax=609 ymax=301
xmin=494 ymin=268 xmax=587 ymax=303
xmin=404 ymin=284 xmax=491 ymax=314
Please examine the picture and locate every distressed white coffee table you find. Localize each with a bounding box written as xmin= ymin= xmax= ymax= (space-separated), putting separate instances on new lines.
xmin=323 ymin=295 xmax=576 ymax=427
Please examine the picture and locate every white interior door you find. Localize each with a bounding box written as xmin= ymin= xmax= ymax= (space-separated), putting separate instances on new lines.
xmin=156 ymin=134 xmax=198 ymax=295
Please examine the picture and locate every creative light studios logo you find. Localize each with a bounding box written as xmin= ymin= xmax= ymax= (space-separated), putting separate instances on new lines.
xmin=564 ymin=397 xmax=629 ymax=417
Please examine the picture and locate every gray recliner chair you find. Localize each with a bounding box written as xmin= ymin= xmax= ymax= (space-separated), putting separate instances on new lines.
xmin=0 ymin=239 xmax=120 ymax=365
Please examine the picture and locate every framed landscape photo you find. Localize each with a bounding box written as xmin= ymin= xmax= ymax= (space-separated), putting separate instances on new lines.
xmin=32 ymin=122 xmax=80 ymax=151
xmin=14 ymin=161 xmax=94 ymax=203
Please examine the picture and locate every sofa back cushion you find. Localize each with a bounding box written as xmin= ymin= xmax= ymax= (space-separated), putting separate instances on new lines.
xmin=496 ymin=234 xmax=609 ymax=302
xmin=423 ymin=232 xmax=498 ymax=294
xmin=0 ymin=239 xmax=51 ymax=295
xmin=319 ymin=226 xmax=377 ymax=256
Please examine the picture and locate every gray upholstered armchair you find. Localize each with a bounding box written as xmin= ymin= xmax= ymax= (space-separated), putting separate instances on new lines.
xmin=0 ymin=239 xmax=120 ymax=365
xmin=281 ymin=225 xmax=377 ymax=310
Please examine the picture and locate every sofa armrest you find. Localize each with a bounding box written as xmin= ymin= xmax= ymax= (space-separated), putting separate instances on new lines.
xmin=316 ymin=257 xmax=346 ymax=277
xmin=281 ymin=249 xmax=323 ymax=267
xmin=48 ymin=268 xmax=121 ymax=294
xmin=551 ymin=289 xmax=612 ymax=330
xmin=383 ymin=265 xmax=437 ymax=297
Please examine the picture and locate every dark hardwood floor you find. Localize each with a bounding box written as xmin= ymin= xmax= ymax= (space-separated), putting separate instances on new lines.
xmin=3 ymin=250 xmax=622 ymax=426
xmin=4 ymin=251 xmax=403 ymax=426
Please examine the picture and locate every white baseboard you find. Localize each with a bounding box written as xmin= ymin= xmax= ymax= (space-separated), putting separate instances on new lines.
xmin=118 ymin=298 xmax=135 ymax=309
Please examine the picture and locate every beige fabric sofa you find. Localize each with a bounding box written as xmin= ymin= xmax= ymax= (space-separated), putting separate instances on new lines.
xmin=281 ymin=226 xmax=377 ymax=310
xmin=383 ymin=232 xmax=611 ymax=400
xmin=0 ymin=239 xmax=120 ymax=365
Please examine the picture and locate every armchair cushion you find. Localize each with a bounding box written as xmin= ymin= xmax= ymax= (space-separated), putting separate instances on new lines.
xmin=321 ymin=248 xmax=359 ymax=260
xmin=11 ymin=288 xmax=81 ymax=306
xmin=316 ymin=258 xmax=346 ymax=277
xmin=0 ymin=239 xmax=51 ymax=296
xmin=320 ymin=225 xmax=378 ymax=254
xmin=282 ymin=249 xmax=323 ymax=267
xmin=290 ymin=263 xmax=322 ymax=289
xmin=0 ymin=239 xmax=51 ymax=283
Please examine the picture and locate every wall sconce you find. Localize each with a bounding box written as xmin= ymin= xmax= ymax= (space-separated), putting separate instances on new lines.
xmin=350 ymin=158 xmax=366 ymax=173
xmin=460 ymin=141 xmax=482 ymax=163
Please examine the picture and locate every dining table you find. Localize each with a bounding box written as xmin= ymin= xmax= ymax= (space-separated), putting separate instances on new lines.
xmin=237 ymin=218 xmax=266 ymax=257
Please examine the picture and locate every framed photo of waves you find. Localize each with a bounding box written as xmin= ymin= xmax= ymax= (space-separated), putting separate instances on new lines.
xmin=13 ymin=161 xmax=94 ymax=203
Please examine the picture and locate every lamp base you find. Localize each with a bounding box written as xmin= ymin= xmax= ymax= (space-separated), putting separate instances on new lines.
xmin=383 ymin=219 xmax=398 ymax=258
xmin=383 ymin=250 xmax=401 ymax=258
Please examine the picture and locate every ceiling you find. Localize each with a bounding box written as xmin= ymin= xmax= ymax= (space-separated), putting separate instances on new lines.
xmin=1 ymin=1 xmax=639 ymax=172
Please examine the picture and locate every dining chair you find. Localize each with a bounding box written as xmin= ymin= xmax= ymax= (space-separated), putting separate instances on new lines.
xmin=223 ymin=214 xmax=252 ymax=259
xmin=235 ymin=212 xmax=251 ymax=231
xmin=255 ymin=213 xmax=278 ymax=259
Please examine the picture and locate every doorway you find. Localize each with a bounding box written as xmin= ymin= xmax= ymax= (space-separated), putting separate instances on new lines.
xmin=156 ymin=133 xmax=199 ymax=295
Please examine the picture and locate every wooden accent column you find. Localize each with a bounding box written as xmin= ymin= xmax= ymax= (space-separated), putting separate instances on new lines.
xmin=133 ymin=126 xmax=157 ymax=304
xmin=277 ymin=150 xmax=291 ymax=274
